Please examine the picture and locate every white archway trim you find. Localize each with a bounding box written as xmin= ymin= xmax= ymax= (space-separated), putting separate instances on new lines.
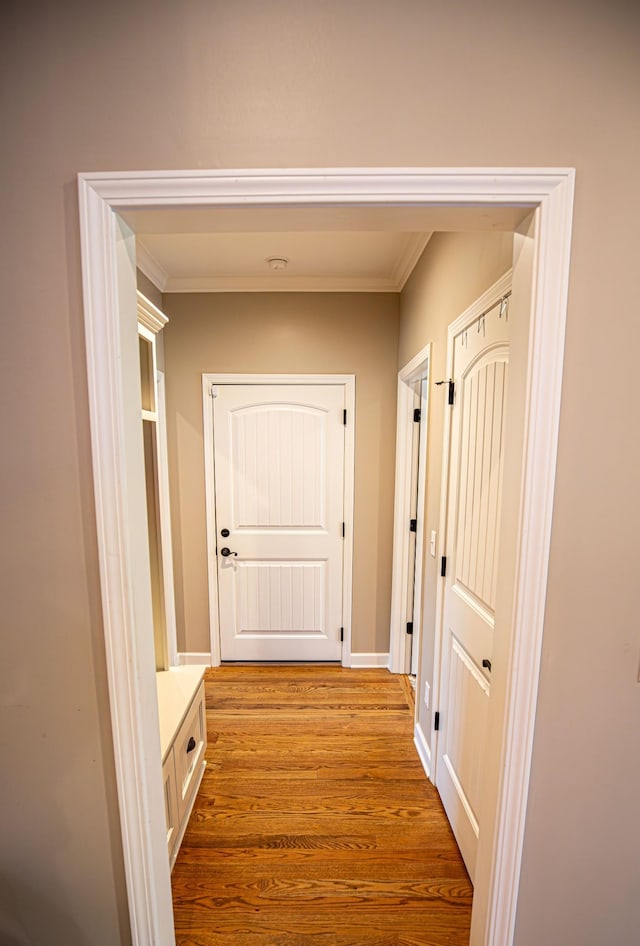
xmin=77 ymin=167 xmax=575 ymax=946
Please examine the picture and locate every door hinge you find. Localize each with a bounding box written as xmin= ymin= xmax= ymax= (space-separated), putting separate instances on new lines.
xmin=406 ymin=621 xmax=413 ymax=636
xmin=434 ymin=711 xmax=440 ymax=731
xmin=210 ymin=383 xmax=219 ymax=398
xmin=410 ymin=518 xmax=417 ymax=533
xmin=413 ymin=407 xmax=421 ymax=423
xmin=340 ymin=627 xmax=344 ymax=642
xmin=435 ymin=380 xmax=455 ymax=405
xmin=343 ymin=409 xmax=347 ymax=425
xmin=342 ymin=521 xmax=345 ymax=538
xmin=440 ymin=556 xmax=447 ymax=577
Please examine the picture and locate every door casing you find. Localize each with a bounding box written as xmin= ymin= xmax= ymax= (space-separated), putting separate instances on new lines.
xmin=389 ymin=344 xmax=431 ymax=676
xmin=78 ymin=167 xmax=575 ymax=946
xmin=202 ymin=373 xmax=356 ymax=667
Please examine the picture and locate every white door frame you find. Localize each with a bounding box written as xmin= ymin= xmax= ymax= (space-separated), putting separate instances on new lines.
xmin=155 ymin=370 xmax=178 ymax=669
xmin=389 ymin=344 xmax=431 ymax=675
xmin=201 ymin=372 xmax=356 ymax=668
xmin=137 ymin=290 xmax=178 ymax=668
xmin=77 ymin=167 xmax=574 ymax=946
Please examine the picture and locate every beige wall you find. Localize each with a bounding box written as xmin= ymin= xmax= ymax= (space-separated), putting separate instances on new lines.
xmin=136 ymin=268 xmax=163 ymax=310
xmin=162 ymin=292 xmax=399 ymax=656
xmin=2 ymin=1 xmax=639 ymax=944
xmin=398 ymin=231 xmax=514 ymax=739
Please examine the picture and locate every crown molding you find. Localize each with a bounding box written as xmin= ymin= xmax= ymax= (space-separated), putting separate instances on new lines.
xmin=136 ymin=241 xmax=169 ymax=293
xmin=392 ymin=232 xmax=433 ymax=289
xmin=164 ymin=274 xmax=402 ymax=293
xmin=136 ymin=291 xmax=168 ymax=334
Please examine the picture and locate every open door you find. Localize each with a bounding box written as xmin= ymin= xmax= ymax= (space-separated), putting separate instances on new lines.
xmin=435 ymin=288 xmax=510 ymax=881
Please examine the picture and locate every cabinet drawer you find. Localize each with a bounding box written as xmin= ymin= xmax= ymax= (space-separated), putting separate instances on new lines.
xmin=174 ymin=682 xmax=206 ymax=822
xmin=161 ymin=750 xmax=179 ymax=858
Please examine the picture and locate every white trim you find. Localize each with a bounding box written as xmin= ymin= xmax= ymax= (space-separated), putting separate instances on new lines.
xmin=201 ymin=372 xmax=356 ymax=669
xmin=165 ymin=275 xmax=406 ymax=293
xmin=392 ymin=232 xmax=433 ymax=290
xmin=155 ymin=373 xmax=178 ymax=669
xmin=177 ymin=652 xmax=213 ymax=667
xmin=349 ymin=652 xmax=390 ymax=668
xmin=77 ymin=166 xmax=574 ymax=946
xmin=389 ymin=344 xmax=431 ymax=674
xmin=137 ymin=290 xmax=168 ymax=334
xmin=79 ymin=190 xmax=175 ymax=946
xmin=447 ymin=270 xmax=513 ymax=338
xmin=136 ymin=241 xmax=169 ymax=293
xmin=414 ymin=721 xmax=432 ymax=780
xmin=201 ymin=375 xmax=221 ymax=668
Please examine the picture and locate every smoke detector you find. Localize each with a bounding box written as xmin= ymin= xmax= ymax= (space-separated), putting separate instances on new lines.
xmin=266 ymin=257 xmax=289 ymax=272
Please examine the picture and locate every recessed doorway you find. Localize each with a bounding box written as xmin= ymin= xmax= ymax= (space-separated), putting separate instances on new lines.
xmin=78 ymin=167 xmax=574 ymax=946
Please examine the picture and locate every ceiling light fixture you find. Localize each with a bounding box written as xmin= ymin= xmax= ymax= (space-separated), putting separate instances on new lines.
xmin=266 ymin=256 xmax=289 ymax=272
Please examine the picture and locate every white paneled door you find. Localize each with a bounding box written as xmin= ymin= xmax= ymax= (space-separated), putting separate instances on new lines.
xmin=436 ymin=299 xmax=509 ymax=881
xmin=213 ymin=383 xmax=346 ymax=661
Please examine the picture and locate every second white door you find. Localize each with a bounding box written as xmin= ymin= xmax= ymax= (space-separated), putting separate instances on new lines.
xmin=213 ymin=383 xmax=346 ymax=661
xmin=436 ymin=294 xmax=510 ymax=881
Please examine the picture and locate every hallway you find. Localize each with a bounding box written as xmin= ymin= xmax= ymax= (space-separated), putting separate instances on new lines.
xmin=171 ymin=665 xmax=472 ymax=945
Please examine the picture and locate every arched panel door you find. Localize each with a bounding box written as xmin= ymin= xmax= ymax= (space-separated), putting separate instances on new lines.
xmin=436 ymin=304 xmax=510 ymax=881
xmin=212 ymin=384 xmax=346 ymax=661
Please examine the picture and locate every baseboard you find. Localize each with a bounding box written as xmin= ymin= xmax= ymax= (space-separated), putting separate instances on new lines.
xmin=349 ymin=652 xmax=390 ymax=668
xmin=178 ymin=651 xmax=389 ymax=668
xmin=414 ymin=721 xmax=432 ymax=780
xmin=177 ymin=652 xmax=212 ymax=666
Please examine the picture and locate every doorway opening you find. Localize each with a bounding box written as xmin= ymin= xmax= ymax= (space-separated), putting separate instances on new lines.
xmin=78 ymin=167 xmax=574 ymax=946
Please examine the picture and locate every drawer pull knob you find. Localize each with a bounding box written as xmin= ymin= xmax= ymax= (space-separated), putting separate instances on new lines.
xmin=186 ymin=736 xmax=196 ymax=754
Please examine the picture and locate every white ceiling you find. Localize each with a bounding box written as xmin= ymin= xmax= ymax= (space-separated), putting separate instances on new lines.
xmin=137 ymin=230 xmax=432 ymax=293
xmin=131 ymin=204 xmax=527 ymax=294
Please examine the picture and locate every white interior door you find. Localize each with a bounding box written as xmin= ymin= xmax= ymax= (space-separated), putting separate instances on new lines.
xmin=436 ymin=299 xmax=509 ymax=881
xmin=213 ymin=383 xmax=346 ymax=661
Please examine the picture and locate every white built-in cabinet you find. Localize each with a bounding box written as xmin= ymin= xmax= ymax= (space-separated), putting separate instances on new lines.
xmin=157 ymin=667 xmax=207 ymax=868
xmin=138 ymin=292 xmax=207 ymax=867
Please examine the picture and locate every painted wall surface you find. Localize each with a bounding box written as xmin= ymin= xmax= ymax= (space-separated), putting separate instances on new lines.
xmin=162 ymin=292 xmax=399 ymax=657
xmin=2 ymin=1 xmax=639 ymax=944
xmin=136 ymin=268 xmax=163 ymax=310
xmin=398 ymin=232 xmax=513 ymax=741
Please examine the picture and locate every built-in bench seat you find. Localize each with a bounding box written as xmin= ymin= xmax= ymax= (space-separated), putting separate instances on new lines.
xmin=156 ymin=666 xmax=207 ymax=868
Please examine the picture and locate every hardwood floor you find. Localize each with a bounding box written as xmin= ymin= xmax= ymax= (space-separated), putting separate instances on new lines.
xmin=172 ymin=665 xmax=472 ymax=946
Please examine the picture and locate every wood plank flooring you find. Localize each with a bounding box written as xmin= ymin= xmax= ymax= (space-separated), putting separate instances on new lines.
xmin=172 ymin=665 xmax=472 ymax=946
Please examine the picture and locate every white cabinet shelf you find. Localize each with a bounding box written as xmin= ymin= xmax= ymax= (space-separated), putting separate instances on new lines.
xmin=156 ymin=666 xmax=207 ymax=869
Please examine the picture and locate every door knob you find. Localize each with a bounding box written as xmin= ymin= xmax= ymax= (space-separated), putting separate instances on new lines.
xmin=220 ymin=547 xmax=237 ymax=557
xmin=482 ymin=658 xmax=492 ymax=672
